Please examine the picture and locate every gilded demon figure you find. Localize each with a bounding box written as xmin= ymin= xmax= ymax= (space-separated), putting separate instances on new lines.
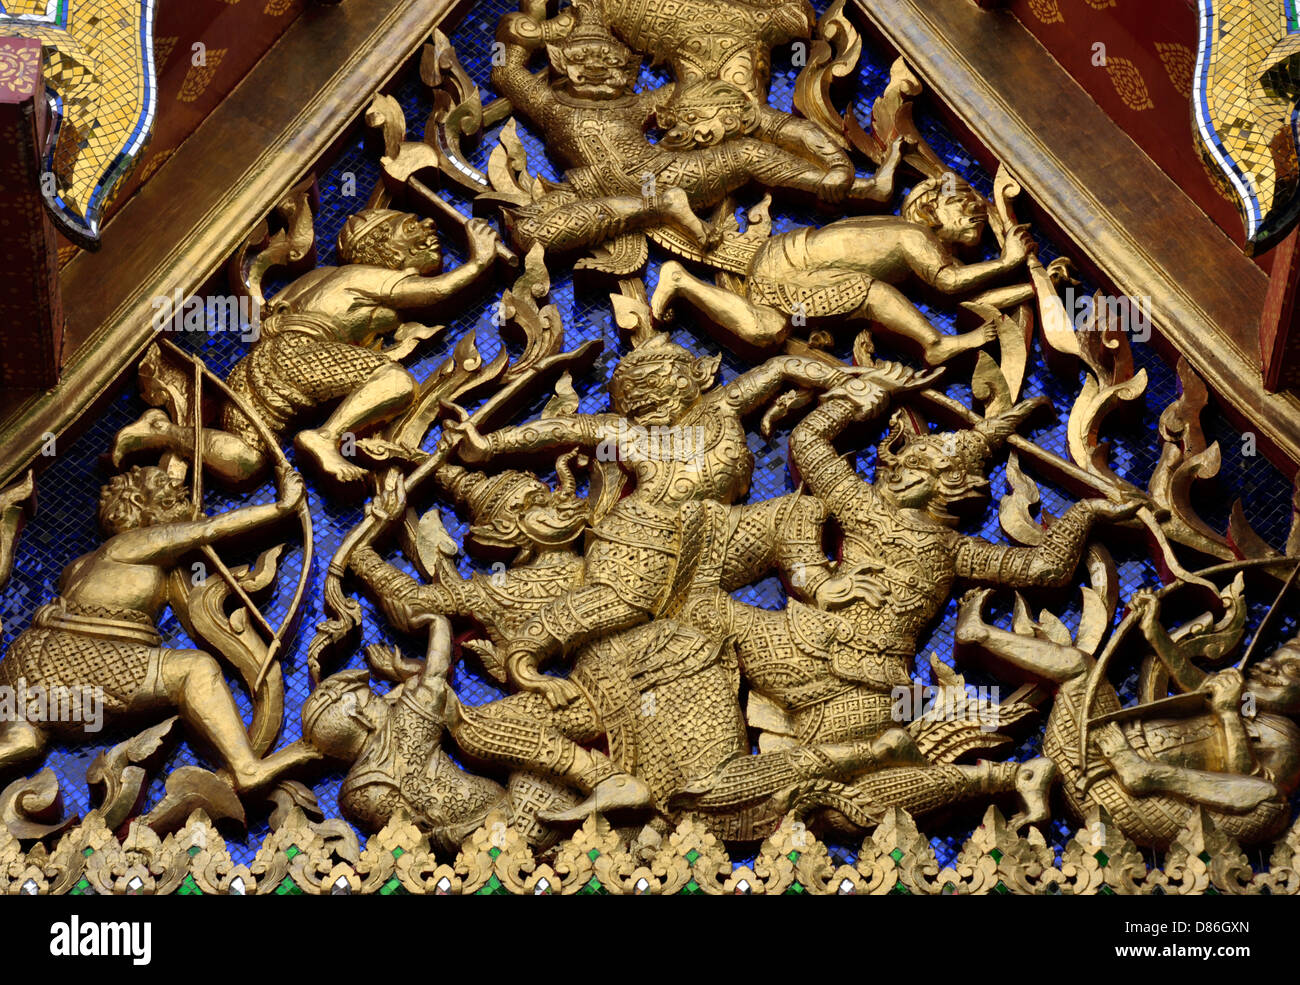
xmin=442 ymin=334 xmax=878 ymax=710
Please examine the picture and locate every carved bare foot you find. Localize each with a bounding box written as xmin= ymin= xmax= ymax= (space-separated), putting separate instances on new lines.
xmin=656 ymin=187 xmax=710 ymax=246
xmin=651 ymin=260 xmax=686 ymax=322
xmin=955 ymin=588 xmax=995 ymax=646
xmin=111 ymin=408 xmax=173 ymax=467
xmin=230 ymin=741 xmax=323 ymax=795
xmin=925 ymin=324 xmax=996 ymax=365
xmin=295 ymin=428 xmax=367 ymax=484
xmin=1009 ymin=755 xmax=1056 ymax=830
xmin=538 ymin=772 xmax=655 ymax=823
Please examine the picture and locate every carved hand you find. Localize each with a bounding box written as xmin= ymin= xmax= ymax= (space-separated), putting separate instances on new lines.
xmin=815 ymin=558 xmax=889 ymax=610
xmin=440 ymin=401 xmax=493 ymax=464
xmin=1205 ymin=667 xmax=1245 ymax=714
xmin=1085 ymin=494 xmax=1144 ymax=522
xmin=507 ymin=651 xmax=583 ymax=708
xmin=1001 ymin=222 xmax=1035 ymax=267
xmin=277 ymin=467 xmax=307 ymax=514
xmin=368 ymin=469 xmax=408 ymax=525
xmin=1127 ymin=588 xmax=1162 ymax=634
xmin=466 ymin=218 xmax=501 ymax=265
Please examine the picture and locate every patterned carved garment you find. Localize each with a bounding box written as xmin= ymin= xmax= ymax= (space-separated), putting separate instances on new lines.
xmin=748 ymin=226 xmax=875 ymax=318
xmin=339 ymin=684 xmax=510 ymax=851
xmin=0 ymin=599 xmax=162 ymax=716
xmin=222 ymin=319 xmax=392 ymax=447
xmin=571 ymin=618 xmax=745 ymax=802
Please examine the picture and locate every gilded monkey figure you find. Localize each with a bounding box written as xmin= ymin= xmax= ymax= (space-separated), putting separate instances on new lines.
xmin=651 ymin=176 xmax=1043 ymax=365
xmin=0 ymin=466 xmax=320 ymax=794
xmin=112 ymin=211 xmax=500 ymax=486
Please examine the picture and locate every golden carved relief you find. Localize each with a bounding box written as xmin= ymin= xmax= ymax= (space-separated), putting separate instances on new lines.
xmin=5 ymin=0 xmax=1300 ymax=895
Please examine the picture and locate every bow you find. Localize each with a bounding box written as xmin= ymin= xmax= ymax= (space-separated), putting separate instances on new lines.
xmin=158 ymin=338 xmax=314 ymax=691
xmin=1077 ymin=555 xmax=1300 ymax=781
xmin=307 ymin=341 xmax=600 ymax=683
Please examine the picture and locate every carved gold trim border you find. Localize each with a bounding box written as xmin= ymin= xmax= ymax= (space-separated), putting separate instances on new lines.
xmin=4 ymin=805 xmax=1296 ymax=895
xmin=0 ymin=0 xmax=459 ymax=489
xmin=855 ymin=0 xmax=1300 ymax=472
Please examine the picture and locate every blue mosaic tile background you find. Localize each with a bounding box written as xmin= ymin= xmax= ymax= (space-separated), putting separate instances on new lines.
xmin=3 ymin=0 xmax=1296 ymax=873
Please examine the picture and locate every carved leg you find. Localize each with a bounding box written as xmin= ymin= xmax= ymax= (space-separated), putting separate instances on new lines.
xmin=160 ymin=649 xmax=319 ymax=793
xmin=669 ymin=728 xmax=922 ymax=811
xmin=733 ymin=140 xmax=848 ymax=198
xmin=1009 ymin=756 xmax=1056 ymax=829
xmin=514 ymin=188 xmax=707 ymax=254
xmin=1094 ymin=726 xmax=1278 ymax=813
xmin=956 ymin=588 xmax=1090 ymax=685
xmin=450 ymin=691 xmax=655 ymax=820
xmin=0 ymin=719 xmax=47 ymax=771
xmin=847 ymin=136 xmax=906 ymax=204
xmin=295 ymin=362 xmax=418 ymax=484
xmin=719 ymin=494 xmax=829 ymax=596
xmin=650 ymin=261 xmax=789 ymax=347
xmin=833 ymin=757 xmax=1052 ymax=827
xmin=111 ymin=409 xmax=267 ymax=484
xmin=855 ymin=281 xmax=995 ymax=366
xmin=506 ymin=583 xmax=652 ymax=692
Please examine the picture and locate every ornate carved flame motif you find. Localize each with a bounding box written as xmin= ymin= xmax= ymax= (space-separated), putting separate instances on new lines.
xmin=4 ymin=0 xmax=1300 ymax=894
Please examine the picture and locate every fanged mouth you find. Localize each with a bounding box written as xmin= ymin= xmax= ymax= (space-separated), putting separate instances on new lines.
xmin=889 ymin=475 xmax=925 ymax=494
xmin=627 ymin=398 xmax=665 ymax=419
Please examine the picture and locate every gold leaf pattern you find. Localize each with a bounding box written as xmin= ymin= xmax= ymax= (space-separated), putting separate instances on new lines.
xmin=1106 ymin=56 xmax=1154 ymax=110
xmin=1026 ymin=0 xmax=1064 ymax=24
xmin=154 ymin=36 xmax=179 ymax=71
xmin=0 ymin=45 xmax=40 ymax=93
xmin=177 ymin=49 xmax=228 ymax=103
xmin=1155 ymin=41 xmax=1194 ymax=98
